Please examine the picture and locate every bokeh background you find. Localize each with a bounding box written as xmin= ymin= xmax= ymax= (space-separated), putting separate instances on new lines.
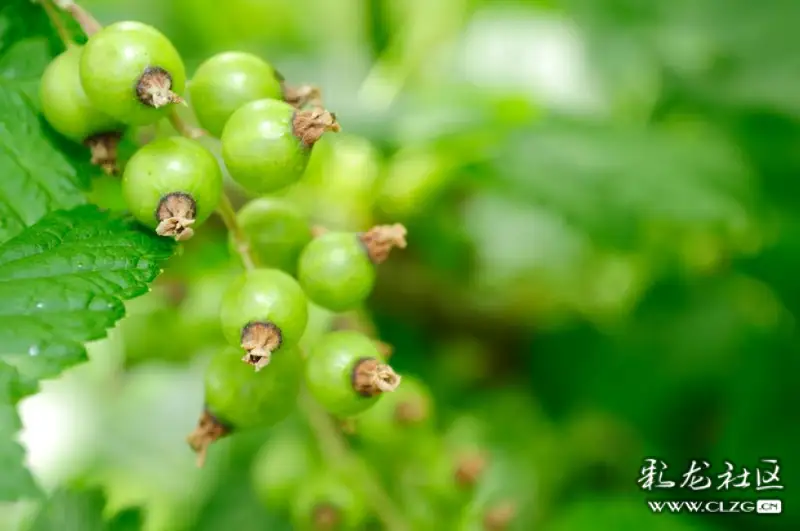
xmin=3 ymin=0 xmax=800 ymax=529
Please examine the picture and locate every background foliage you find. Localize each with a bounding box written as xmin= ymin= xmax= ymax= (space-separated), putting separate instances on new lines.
xmin=1 ymin=0 xmax=799 ymax=529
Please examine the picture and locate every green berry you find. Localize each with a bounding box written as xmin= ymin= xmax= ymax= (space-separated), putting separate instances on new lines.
xmin=355 ymin=375 xmax=434 ymax=449
xmin=40 ymin=45 xmax=125 ymax=174
xmin=40 ymin=46 xmax=122 ymax=144
xmin=252 ymin=427 xmax=316 ymax=510
xmin=219 ymin=268 xmax=309 ymax=370
xmin=221 ymin=99 xmax=339 ymax=194
xmin=290 ymin=470 xmax=368 ymax=531
xmin=231 ymin=198 xmax=312 ymax=274
xmin=298 ymin=224 xmax=407 ymax=312
xmin=305 ymin=330 xmax=401 ymax=417
xmin=189 ymin=51 xmax=284 ymax=137
xmin=80 ymin=21 xmax=186 ymax=125
xmin=121 ymin=136 xmax=222 ymax=241
xmin=187 ymin=346 xmax=302 ymax=466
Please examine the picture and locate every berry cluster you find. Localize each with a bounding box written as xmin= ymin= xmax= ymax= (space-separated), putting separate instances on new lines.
xmin=39 ymin=2 xmax=514 ymax=529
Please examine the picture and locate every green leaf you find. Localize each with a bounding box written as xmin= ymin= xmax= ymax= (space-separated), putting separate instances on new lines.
xmin=0 ymin=206 xmax=175 ymax=379
xmin=0 ymin=360 xmax=42 ymax=501
xmin=0 ymin=0 xmax=91 ymax=245
xmin=26 ymin=488 xmax=144 ymax=531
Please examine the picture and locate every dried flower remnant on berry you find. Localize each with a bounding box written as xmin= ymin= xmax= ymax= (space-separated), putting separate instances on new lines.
xmin=394 ymin=397 xmax=427 ymax=425
xmin=483 ymin=501 xmax=517 ymax=531
xmin=292 ymin=108 xmax=340 ymax=147
xmin=352 ymin=357 xmax=401 ymax=397
xmin=359 ymin=224 xmax=408 ymax=263
xmin=136 ymin=66 xmax=184 ymax=108
xmin=240 ymin=321 xmax=282 ymax=370
xmin=283 ymin=83 xmax=324 ymax=109
xmin=155 ymin=192 xmax=196 ymax=241
xmin=373 ymin=340 xmax=394 ymax=360
xmin=186 ymin=409 xmax=231 ymax=467
xmin=454 ymin=451 xmax=489 ymax=488
xmin=312 ymin=504 xmax=341 ymax=530
xmin=84 ymin=132 xmax=123 ymax=175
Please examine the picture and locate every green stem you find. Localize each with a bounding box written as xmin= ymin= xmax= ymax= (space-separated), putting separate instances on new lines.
xmin=216 ymin=193 xmax=256 ymax=270
xmin=41 ymin=0 xmax=74 ymax=48
xmin=298 ymin=388 xmax=409 ymax=531
xmin=168 ymin=109 xmax=207 ymax=139
xmin=56 ymin=1 xmax=103 ymax=37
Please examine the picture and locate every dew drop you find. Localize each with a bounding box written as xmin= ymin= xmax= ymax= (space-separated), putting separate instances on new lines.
xmin=35 ymin=301 xmax=45 ymax=309
xmin=28 ymin=344 xmax=40 ymax=356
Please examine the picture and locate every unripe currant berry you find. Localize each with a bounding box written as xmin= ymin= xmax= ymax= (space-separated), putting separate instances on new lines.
xmin=290 ymin=470 xmax=368 ymax=531
xmin=355 ymin=375 xmax=434 ymax=449
xmin=219 ymin=268 xmax=308 ymax=371
xmin=231 ymin=198 xmax=312 ymax=274
xmin=298 ymin=224 xmax=408 ymax=312
xmin=221 ymin=99 xmax=340 ymax=194
xmin=189 ymin=51 xmax=283 ymax=137
xmin=80 ymin=21 xmax=186 ymax=125
xmin=252 ymin=427 xmax=317 ymax=510
xmin=186 ymin=345 xmax=302 ymax=466
xmin=305 ymin=330 xmax=401 ymax=417
xmin=121 ymin=136 xmax=222 ymax=241
xmin=40 ymin=45 xmax=124 ymax=174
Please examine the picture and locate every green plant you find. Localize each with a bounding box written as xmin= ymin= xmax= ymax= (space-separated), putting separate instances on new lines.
xmin=39 ymin=44 xmax=124 ymax=174
xmin=220 ymin=98 xmax=340 ymax=194
xmin=0 ymin=2 xmax=519 ymax=530
xmin=121 ymin=136 xmax=223 ymax=240
xmin=188 ymin=51 xmax=284 ymax=137
xmin=298 ymin=226 xmax=407 ymax=311
xmin=305 ymin=330 xmax=401 ymax=418
xmin=231 ymin=197 xmax=313 ymax=274
xmin=79 ymin=21 xmax=186 ymax=125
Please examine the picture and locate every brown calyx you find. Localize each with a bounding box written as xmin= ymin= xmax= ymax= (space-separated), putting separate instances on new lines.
xmin=84 ymin=132 xmax=123 ymax=175
xmin=374 ymin=340 xmax=394 ymax=360
xmin=292 ymin=108 xmax=340 ymax=147
xmin=283 ymin=83 xmax=324 ymax=109
xmin=240 ymin=321 xmax=282 ymax=371
xmin=312 ymin=503 xmax=341 ymax=530
xmin=186 ymin=409 xmax=231 ymax=468
xmin=394 ymin=398 xmax=427 ymax=425
xmin=156 ymin=192 xmax=196 ymax=241
xmin=455 ymin=451 xmax=489 ymax=488
xmin=136 ymin=66 xmax=184 ymax=108
xmin=310 ymin=224 xmax=329 ymax=238
xmin=352 ymin=357 xmax=401 ymax=397
xmin=482 ymin=501 xmax=517 ymax=531
xmin=358 ymin=224 xmax=407 ymax=264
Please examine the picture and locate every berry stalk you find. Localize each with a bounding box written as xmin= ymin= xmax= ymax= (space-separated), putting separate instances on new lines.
xmin=53 ymin=0 xmax=103 ymax=36
xmin=217 ymin=193 xmax=256 ymax=270
xmin=299 ymin=388 xmax=409 ymax=531
xmin=41 ymin=0 xmax=74 ymax=48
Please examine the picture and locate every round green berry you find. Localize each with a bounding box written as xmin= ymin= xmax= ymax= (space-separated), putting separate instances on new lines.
xmin=252 ymin=427 xmax=316 ymax=510
xmin=121 ymin=136 xmax=222 ymax=241
xmin=187 ymin=345 xmax=302 ymax=465
xmin=189 ymin=51 xmax=283 ymax=137
xmin=40 ymin=46 xmax=123 ymax=144
xmin=221 ymin=99 xmax=339 ymax=194
xmin=231 ymin=198 xmax=312 ymax=274
xmin=290 ymin=471 xmax=368 ymax=531
xmin=203 ymin=346 xmax=302 ymax=430
xmin=297 ymin=232 xmax=375 ymax=312
xmin=80 ymin=21 xmax=186 ymax=125
xmin=219 ymin=268 xmax=308 ymax=370
xmin=355 ymin=375 xmax=434 ymax=449
xmin=305 ymin=330 xmax=400 ymax=417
